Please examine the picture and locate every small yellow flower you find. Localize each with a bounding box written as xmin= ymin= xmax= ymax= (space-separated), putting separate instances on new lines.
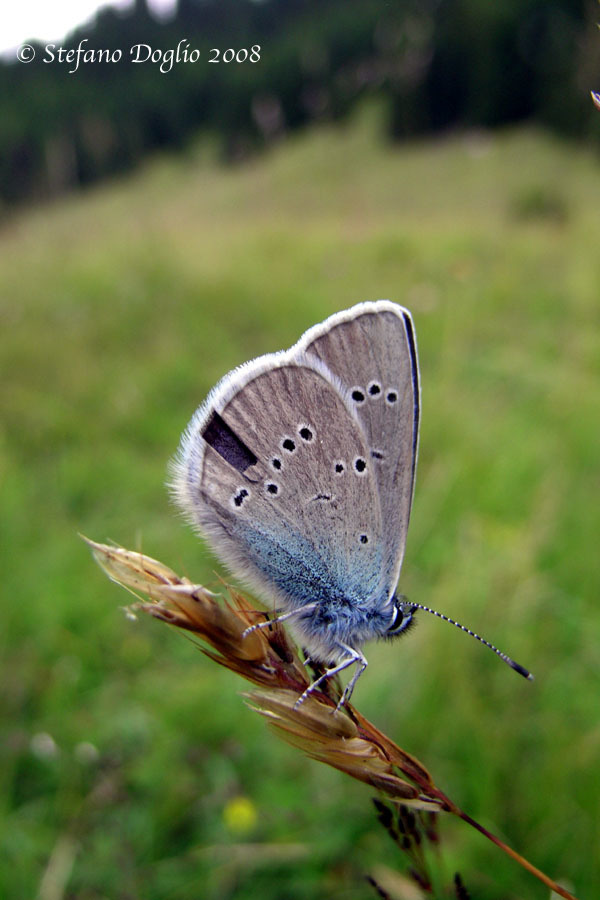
xmin=223 ymin=796 xmax=258 ymax=834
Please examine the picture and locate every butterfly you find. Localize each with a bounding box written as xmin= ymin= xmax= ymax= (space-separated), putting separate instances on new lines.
xmin=170 ymin=301 xmax=531 ymax=708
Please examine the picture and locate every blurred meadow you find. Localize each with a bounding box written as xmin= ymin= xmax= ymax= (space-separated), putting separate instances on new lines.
xmin=1 ymin=98 xmax=600 ymax=899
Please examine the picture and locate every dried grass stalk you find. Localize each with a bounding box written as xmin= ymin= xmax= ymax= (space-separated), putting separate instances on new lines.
xmin=85 ymin=538 xmax=578 ymax=900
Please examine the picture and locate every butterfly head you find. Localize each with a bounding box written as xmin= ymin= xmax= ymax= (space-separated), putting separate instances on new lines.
xmin=386 ymin=594 xmax=417 ymax=638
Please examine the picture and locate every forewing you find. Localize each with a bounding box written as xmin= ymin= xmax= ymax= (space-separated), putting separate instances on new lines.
xmin=171 ymin=361 xmax=384 ymax=612
xmin=297 ymin=301 xmax=419 ymax=592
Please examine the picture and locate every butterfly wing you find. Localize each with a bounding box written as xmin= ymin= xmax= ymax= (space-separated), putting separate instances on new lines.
xmin=171 ymin=357 xmax=385 ymax=616
xmin=296 ymin=301 xmax=420 ymax=594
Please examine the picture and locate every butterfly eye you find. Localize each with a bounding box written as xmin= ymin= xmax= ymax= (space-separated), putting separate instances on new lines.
xmin=386 ymin=600 xmax=416 ymax=636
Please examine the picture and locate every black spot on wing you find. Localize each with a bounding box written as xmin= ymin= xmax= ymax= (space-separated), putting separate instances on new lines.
xmin=233 ymin=488 xmax=249 ymax=507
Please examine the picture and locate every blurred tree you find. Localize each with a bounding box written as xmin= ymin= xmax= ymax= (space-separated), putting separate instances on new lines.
xmin=0 ymin=0 xmax=597 ymax=208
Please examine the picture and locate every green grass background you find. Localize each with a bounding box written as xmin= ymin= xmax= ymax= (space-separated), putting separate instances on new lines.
xmin=1 ymin=104 xmax=599 ymax=899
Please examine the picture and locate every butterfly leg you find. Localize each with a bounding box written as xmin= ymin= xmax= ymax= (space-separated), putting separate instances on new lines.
xmin=336 ymin=643 xmax=368 ymax=710
xmin=242 ymin=603 xmax=317 ymax=639
xmin=294 ymin=644 xmax=367 ymax=711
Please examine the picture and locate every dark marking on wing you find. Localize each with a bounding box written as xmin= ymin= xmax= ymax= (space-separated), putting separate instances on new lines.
xmin=202 ymin=411 xmax=258 ymax=473
xmin=402 ymin=311 xmax=420 ymax=468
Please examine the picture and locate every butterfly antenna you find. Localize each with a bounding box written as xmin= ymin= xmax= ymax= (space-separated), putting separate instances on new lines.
xmin=410 ymin=602 xmax=534 ymax=680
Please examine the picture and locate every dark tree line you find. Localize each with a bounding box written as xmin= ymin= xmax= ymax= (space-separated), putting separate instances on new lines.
xmin=1 ymin=0 xmax=598 ymax=207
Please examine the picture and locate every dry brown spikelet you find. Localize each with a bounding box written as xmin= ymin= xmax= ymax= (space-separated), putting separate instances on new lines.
xmin=84 ymin=537 xmax=578 ymax=900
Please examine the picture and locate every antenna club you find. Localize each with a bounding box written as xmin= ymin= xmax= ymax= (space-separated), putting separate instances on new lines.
xmin=404 ymin=600 xmax=534 ymax=682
